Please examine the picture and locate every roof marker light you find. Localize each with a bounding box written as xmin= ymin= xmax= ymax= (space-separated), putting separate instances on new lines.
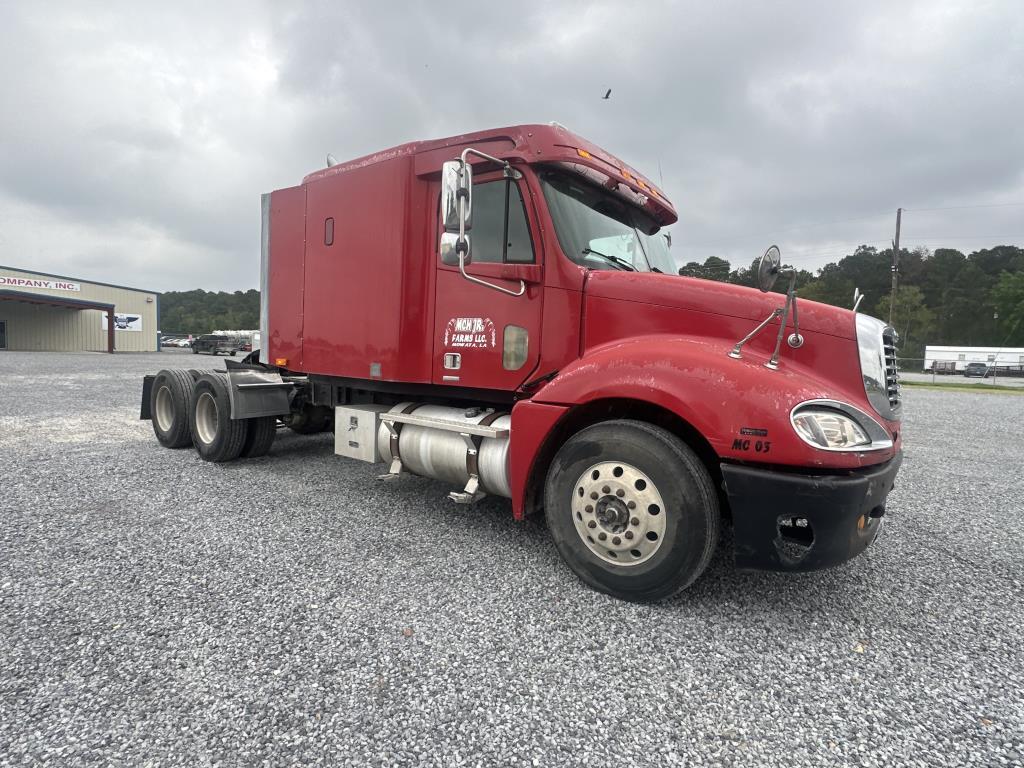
xmin=576 ymin=148 xmax=592 ymax=159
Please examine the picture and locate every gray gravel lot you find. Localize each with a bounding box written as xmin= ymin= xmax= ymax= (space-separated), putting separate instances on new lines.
xmin=1 ymin=350 xmax=1022 ymax=767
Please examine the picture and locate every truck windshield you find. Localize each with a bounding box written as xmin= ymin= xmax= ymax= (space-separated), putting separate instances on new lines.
xmin=539 ymin=169 xmax=675 ymax=274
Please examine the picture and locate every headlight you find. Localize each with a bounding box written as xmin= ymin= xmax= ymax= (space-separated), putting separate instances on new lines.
xmin=792 ymin=409 xmax=870 ymax=449
xmin=790 ymin=400 xmax=894 ymax=452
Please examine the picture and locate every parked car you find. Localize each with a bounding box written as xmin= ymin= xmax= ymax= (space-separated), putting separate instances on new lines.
xmin=192 ymin=334 xmax=237 ymax=356
xmin=963 ymin=362 xmax=991 ymax=378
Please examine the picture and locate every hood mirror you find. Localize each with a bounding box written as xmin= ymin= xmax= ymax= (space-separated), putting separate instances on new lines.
xmin=757 ymin=245 xmax=781 ymax=293
xmin=729 ymin=244 xmax=804 ymax=370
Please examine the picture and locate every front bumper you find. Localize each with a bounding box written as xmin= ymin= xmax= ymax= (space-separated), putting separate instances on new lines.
xmin=721 ymin=452 xmax=902 ymax=571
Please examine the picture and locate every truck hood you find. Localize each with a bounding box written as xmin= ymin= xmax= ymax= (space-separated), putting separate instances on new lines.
xmin=584 ymin=271 xmax=856 ymax=340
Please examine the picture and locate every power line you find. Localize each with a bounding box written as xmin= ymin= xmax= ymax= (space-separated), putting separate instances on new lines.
xmin=899 ymin=234 xmax=1024 ymax=240
xmin=684 ymin=212 xmax=892 ymax=249
xmin=684 ymin=201 xmax=1024 ymax=254
xmin=902 ymin=202 xmax=1024 ymax=213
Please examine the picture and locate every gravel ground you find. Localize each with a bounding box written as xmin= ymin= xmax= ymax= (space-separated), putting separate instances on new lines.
xmin=1 ymin=350 xmax=1022 ymax=767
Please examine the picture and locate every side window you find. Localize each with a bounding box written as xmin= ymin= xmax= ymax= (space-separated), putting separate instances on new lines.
xmin=466 ymin=180 xmax=535 ymax=264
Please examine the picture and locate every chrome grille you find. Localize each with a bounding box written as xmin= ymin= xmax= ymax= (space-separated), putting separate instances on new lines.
xmin=882 ymin=327 xmax=900 ymax=409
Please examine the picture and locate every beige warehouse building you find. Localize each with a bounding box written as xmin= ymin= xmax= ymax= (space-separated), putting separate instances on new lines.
xmin=0 ymin=265 xmax=159 ymax=353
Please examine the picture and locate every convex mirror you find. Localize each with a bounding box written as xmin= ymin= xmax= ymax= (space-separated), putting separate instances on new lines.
xmin=757 ymin=245 xmax=782 ymax=293
xmin=440 ymin=232 xmax=471 ymax=267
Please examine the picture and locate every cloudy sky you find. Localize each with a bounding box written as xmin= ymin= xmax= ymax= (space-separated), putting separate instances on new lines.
xmin=1 ymin=0 xmax=1022 ymax=291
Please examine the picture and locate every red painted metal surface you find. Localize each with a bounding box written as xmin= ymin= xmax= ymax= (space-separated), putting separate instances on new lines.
xmin=531 ymin=333 xmax=899 ymax=471
xmin=509 ymin=400 xmax=567 ymax=519
xmin=430 ymin=170 xmax=546 ymax=391
xmin=266 ymin=186 xmax=306 ymax=368
xmin=300 ymin=154 xmax=436 ymax=382
xmin=266 ymin=123 xmax=898 ymax=516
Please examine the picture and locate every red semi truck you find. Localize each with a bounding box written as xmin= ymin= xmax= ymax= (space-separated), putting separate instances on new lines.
xmin=141 ymin=123 xmax=902 ymax=601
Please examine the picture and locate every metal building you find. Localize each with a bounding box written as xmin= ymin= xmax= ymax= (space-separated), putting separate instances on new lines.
xmin=0 ymin=265 xmax=159 ymax=353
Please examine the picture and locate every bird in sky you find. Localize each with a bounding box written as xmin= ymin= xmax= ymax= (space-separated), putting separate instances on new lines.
xmin=602 ymin=89 xmax=612 ymax=99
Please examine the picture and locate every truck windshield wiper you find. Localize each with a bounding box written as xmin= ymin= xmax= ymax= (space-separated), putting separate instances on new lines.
xmin=582 ymin=247 xmax=636 ymax=271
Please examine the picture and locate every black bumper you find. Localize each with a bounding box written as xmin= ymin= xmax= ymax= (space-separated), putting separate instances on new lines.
xmin=721 ymin=453 xmax=902 ymax=572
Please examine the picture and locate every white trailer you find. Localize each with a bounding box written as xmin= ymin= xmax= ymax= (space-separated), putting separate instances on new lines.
xmin=923 ymin=345 xmax=1024 ymax=373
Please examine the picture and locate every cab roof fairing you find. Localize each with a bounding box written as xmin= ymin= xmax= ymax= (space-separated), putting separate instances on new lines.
xmin=299 ymin=123 xmax=677 ymax=226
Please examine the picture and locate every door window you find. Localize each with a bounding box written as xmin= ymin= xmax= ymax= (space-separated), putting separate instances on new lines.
xmin=0 ymin=320 xmax=5 ymax=349
xmin=465 ymin=180 xmax=535 ymax=264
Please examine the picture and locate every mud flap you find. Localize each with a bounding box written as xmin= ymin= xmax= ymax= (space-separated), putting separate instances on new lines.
xmin=223 ymin=359 xmax=292 ymax=420
xmin=140 ymin=375 xmax=155 ymax=420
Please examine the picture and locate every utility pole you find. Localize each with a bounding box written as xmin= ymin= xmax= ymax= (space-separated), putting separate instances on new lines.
xmin=889 ymin=207 xmax=902 ymax=325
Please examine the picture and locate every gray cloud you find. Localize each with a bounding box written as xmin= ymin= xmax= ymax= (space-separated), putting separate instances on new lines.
xmin=0 ymin=0 xmax=1021 ymax=290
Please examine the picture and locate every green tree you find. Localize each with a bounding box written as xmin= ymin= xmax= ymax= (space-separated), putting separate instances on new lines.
xmin=871 ymin=286 xmax=933 ymax=359
xmin=679 ymin=256 xmax=731 ymax=280
xmin=992 ymin=271 xmax=1024 ymax=347
xmin=160 ymin=289 xmax=260 ymax=334
xmin=801 ymin=277 xmax=856 ymax=308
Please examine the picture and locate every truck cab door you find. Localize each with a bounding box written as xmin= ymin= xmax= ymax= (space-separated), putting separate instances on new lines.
xmin=432 ymin=172 xmax=543 ymax=392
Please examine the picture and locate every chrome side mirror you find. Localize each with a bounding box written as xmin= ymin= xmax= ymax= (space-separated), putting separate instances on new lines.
xmin=440 ymin=160 xmax=473 ymax=265
xmin=441 ymin=161 xmax=472 ymax=232
xmin=440 ymin=232 xmax=471 ymax=266
xmin=439 ymin=148 xmax=526 ymax=298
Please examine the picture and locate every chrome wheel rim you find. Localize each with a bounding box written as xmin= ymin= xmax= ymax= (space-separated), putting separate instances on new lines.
xmin=195 ymin=391 xmax=219 ymax=445
xmin=571 ymin=461 xmax=667 ymax=566
xmin=154 ymin=386 xmax=174 ymax=432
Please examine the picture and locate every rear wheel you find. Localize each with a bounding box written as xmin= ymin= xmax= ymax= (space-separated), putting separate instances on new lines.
xmin=190 ymin=373 xmax=248 ymax=462
xmin=150 ymin=369 xmax=196 ymax=448
xmin=241 ymin=416 xmax=277 ymax=458
xmin=544 ymin=420 xmax=719 ymax=601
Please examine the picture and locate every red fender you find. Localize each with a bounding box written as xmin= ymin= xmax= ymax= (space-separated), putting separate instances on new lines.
xmin=511 ymin=335 xmax=899 ymax=514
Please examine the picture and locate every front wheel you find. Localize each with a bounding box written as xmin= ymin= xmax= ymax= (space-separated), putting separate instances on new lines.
xmin=545 ymin=420 xmax=719 ymax=601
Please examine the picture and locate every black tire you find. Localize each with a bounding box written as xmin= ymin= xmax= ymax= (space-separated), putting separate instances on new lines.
xmin=189 ymin=373 xmax=249 ymax=462
xmin=192 ymin=347 xmax=198 ymax=354
xmin=241 ymin=416 xmax=277 ymax=458
xmin=544 ymin=420 xmax=719 ymax=602
xmin=149 ymin=368 xmax=197 ymax=448
xmin=284 ymin=404 xmax=332 ymax=434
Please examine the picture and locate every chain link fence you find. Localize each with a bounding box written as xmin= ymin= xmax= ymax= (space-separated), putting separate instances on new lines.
xmin=897 ymin=357 xmax=1024 ymax=387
